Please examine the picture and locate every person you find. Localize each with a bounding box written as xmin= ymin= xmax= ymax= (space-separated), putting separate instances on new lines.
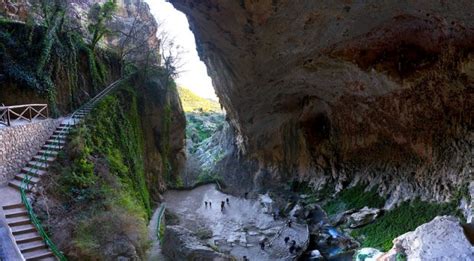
xmin=291 ymin=240 xmax=296 ymax=246
xmin=209 ymin=201 xmax=212 ymax=208
xmin=289 ymin=245 xmax=295 ymax=254
xmin=287 ymin=220 xmax=292 ymax=228
xmin=226 ymin=198 xmax=230 ymax=205
xmin=205 ymin=201 xmax=208 ymax=207
xmin=221 ymin=201 xmax=225 ymax=211
xmin=284 ymin=236 xmax=290 ymax=244
xmin=272 ymin=212 xmax=277 ymax=220
xmin=259 ymin=241 xmax=265 ymax=250
xmin=243 ymin=256 xmax=249 ymax=261
xmin=295 ymin=246 xmax=302 ymax=253
xmin=244 ymin=192 xmax=248 ymax=199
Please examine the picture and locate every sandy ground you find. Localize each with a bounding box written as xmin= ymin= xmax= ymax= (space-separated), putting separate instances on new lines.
xmin=163 ymin=184 xmax=309 ymax=261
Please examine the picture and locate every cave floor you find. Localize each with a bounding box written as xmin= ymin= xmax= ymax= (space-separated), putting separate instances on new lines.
xmin=163 ymin=184 xmax=309 ymax=261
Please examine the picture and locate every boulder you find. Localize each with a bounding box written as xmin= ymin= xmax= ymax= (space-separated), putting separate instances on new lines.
xmin=383 ymin=216 xmax=474 ymax=260
xmin=331 ymin=208 xmax=357 ymax=226
xmin=289 ymin=203 xmax=305 ymax=219
xmin=348 ymin=207 xmax=381 ymax=228
xmin=162 ymin=225 xmax=232 ymax=261
xmin=354 ymin=248 xmax=384 ymax=261
xmin=308 ymin=249 xmax=323 ymax=260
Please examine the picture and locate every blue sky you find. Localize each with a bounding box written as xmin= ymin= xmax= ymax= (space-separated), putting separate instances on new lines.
xmin=144 ymin=0 xmax=217 ymax=100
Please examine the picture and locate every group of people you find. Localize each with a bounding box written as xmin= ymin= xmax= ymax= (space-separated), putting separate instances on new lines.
xmin=204 ymin=192 xmax=301 ymax=260
xmin=256 ymin=220 xmax=300 ymax=255
xmin=204 ymin=198 xmax=230 ymax=212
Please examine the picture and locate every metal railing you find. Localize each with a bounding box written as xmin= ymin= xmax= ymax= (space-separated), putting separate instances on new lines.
xmin=0 ymin=104 xmax=48 ymax=126
xmin=156 ymin=204 xmax=166 ymax=242
xmin=20 ymin=78 xmax=125 ymax=260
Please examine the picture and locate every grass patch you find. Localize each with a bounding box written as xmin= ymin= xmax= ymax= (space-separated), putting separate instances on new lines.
xmin=177 ymin=86 xmax=221 ymax=112
xmin=351 ymin=198 xmax=464 ymax=251
xmin=323 ymin=185 xmax=385 ymax=216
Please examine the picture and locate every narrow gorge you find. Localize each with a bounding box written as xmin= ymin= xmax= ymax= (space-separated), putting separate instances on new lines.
xmin=0 ymin=0 xmax=473 ymax=261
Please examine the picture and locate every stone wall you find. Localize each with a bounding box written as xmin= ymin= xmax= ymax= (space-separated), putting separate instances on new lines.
xmin=0 ymin=119 xmax=60 ymax=184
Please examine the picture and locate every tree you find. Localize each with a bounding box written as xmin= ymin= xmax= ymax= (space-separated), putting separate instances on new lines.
xmin=114 ymin=1 xmax=159 ymax=71
xmin=87 ymin=0 xmax=117 ymax=51
xmin=156 ymin=19 xmax=187 ymax=80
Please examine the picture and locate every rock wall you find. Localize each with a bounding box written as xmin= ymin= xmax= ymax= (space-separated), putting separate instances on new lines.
xmin=170 ymin=0 xmax=474 ymax=205
xmin=0 ymin=119 xmax=60 ymax=184
xmin=136 ymin=74 xmax=186 ymax=194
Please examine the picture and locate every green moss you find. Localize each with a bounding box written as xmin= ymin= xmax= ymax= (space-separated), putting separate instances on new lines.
xmin=86 ymin=86 xmax=151 ymax=217
xmin=351 ymin=198 xmax=464 ymax=251
xmin=161 ymin=103 xmax=172 ymax=184
xmin=48 ymin=82 xmax=152 ymax=258
xmin=323 ymin=185 xmax=385 ymax=216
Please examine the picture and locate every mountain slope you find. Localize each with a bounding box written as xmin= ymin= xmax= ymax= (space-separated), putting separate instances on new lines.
xmin=177 ymin=86 xmax=221 ymax=112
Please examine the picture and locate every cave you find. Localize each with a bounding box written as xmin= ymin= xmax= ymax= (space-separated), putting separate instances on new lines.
xmin=0 ymin=0 xmax=472 ymax=260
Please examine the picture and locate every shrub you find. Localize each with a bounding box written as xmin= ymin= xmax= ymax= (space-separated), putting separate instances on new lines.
xmin=351 ymin=198 xmax=464 ymax=251
xmin=323 ymin=184 xmax=385 ymax=216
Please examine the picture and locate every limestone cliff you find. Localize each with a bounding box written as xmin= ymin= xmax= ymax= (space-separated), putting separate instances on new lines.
xmin=170 ymin=0 xmax=474 ymax=206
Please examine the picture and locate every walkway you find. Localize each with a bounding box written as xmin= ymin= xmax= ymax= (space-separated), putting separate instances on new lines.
xmin=163 ymin=184 xmax=309 ymax=261
xmin=0 ymin=115 xmax=86 ymax=260
xmin=147 ymin=205 xmax=167 ymax=261
xmin=0 ymin=79 xmax=123 ymax=260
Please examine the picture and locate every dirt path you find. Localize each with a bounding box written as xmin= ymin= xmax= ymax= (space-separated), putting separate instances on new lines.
xmin=163 ymin=184 xmax=309 ymax=261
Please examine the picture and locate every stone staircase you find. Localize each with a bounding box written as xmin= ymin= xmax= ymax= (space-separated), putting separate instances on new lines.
xmin=1 ymin=105 xmax=91 ymax=261
xmin=0 ymin=79 xmax=122 ymax=260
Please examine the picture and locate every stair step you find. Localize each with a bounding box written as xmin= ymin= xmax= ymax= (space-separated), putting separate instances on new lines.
xmin=6 ymin=215 xmax=31 ymax=226
xmin=12 ymin=224 xmax=36 ymax=235
xmin=42 ymin=144 xmax=63 ymax=150
xmin=22 ymin=167 xmax=46 ymax=177
xmin=4 ymin=209 xmax=27 ymax=218
xmin=23 ymin=248 xmax=54 ymax=260
xmin=50 ymin=134 xmax=66 ymax=139
xmin=27 ymin=161 xmax=49 ymax=170
xmin=53 ymin=130 xmax=69 ymax=135
xmin=38 ymin=150 xmax=59 ymax=157
xmin=15 ymin=174 xmax=40 ymax=184
xmin=19 ymin=241 xmax=47 ymax=253
xmin=46 ymin=139 xmax=66 ymax=145
xmin=8 ymin=179 xmax=31 ymax=191
xmin=33 ymin=155 xmax=56 ymax=163
xmin=2 ymin=203 xmax=24 ymax=210
xmin=15 ymin=232 xmax=41 ymax=244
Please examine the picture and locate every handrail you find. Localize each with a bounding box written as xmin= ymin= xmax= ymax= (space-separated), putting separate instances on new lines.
xmin=20 ymin=79 xmax=125 ymax=260
xmin=0 ymin=104 xmax=48 ymax=127
xmin=156 ymin=204 xmax=166 ymax=242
